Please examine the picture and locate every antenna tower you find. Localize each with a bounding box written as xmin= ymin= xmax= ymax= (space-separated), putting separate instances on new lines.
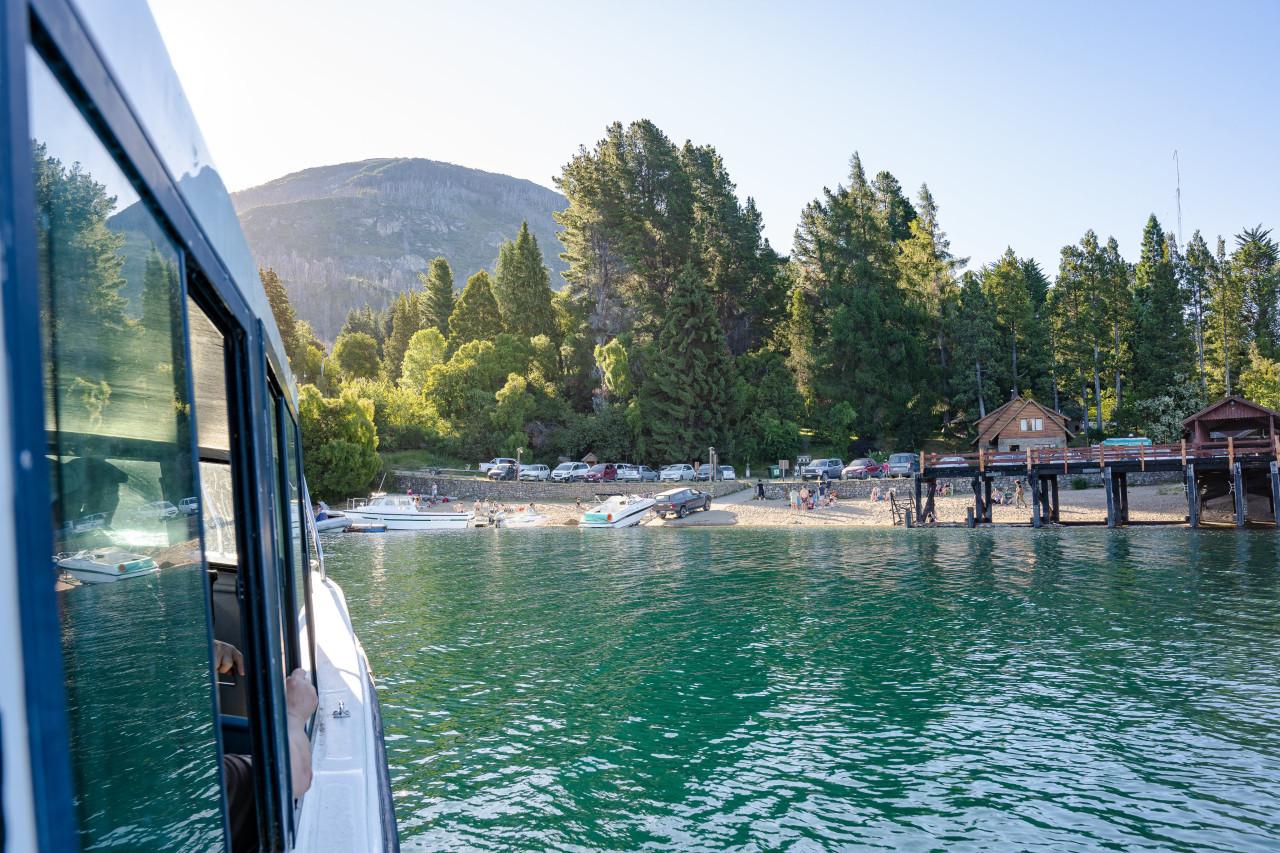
xmin=1174 ymin=150 xmax=1183 ymax=245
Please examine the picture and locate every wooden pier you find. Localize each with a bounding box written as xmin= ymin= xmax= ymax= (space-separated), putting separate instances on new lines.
xmin=912 ymin=437 xmax=1280 ymax=529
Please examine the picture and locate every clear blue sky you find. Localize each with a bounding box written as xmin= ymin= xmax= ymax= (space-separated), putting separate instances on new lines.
xmin=147 ymin=0 xmax=1279 ymax=274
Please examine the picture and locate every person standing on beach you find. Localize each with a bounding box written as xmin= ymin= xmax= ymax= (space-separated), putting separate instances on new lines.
xmin=789 ymin=487 xmax=799 ymax=512
xmin=756 ymin=479 xmax=765 ymax=500
xmin=1014 ymin=481 xmax=1027 ymax=508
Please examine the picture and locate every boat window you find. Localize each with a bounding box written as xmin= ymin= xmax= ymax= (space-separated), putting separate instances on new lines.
xmin=188 ymin=296 xmax=237 ymax=564
xmin=29 ymin=47 xmax=224 ymax=849
xmin=284 ymin=407 xmax=313 ymax=682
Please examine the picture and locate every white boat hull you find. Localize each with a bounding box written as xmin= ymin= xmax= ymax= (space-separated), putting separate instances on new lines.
xmin=59 ymin=551 xmax=160 ymax=583
xmin=314 ymin=515 xmax=352 ymax=532
xmin=499 ymin=513 xmax=551 ymax=528
xmin=344 ymin=507 xmax=473 ymax=531
xmin=579 ymin=497 xmax=656 ymax=528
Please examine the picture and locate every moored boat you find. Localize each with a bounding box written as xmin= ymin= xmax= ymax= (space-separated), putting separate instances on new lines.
xmin=499 ymin=506 xmax=552 ymax=528
xmin=579 ymin=494 xmax=656 ymax=528
xmin=58 ymin=549 xmax=161 ymax=584
xmin=345 ymin=493 xmax=474 ymax=530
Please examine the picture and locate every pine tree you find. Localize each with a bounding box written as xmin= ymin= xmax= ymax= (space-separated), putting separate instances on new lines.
xmin=260 ymin=267 xmax=299 ymax=363
xmin=638 ymin=268 xmax=738 ymax=461
xmin=339 ymin=305 xmax=383 ymax=354
xmin=1233 ymin=226 xmax=1280 ymax=361
xmin=982 ymin=248 xmax=1034 ymax=397
xmin=948 ymin=273 xmax=1001 ymax=419
xmin=417 ymin=257 xmax=456 ymax=335
xmin=448 ymin=270 xmax=503 ymax=349
xmin=1129 ymin=215 xmax=1193 ymax=403
xmin=381 ymin=290 xmax=422 ymax=382
xmin=492 ymin=221 xmax=557 ymax=340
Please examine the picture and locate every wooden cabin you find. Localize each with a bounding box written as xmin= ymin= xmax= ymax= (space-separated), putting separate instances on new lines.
xmin=1182 ymin=395 xmax=1280 ymax=446
xmin=971 ymin=396 xmax=1074 ymax=451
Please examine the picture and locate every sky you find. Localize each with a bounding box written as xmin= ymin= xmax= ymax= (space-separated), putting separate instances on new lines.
xmin=147 ymin=0 xmax=1280 ymax=274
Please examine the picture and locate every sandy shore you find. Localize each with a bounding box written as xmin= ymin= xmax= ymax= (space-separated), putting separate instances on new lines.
xmin=512 ymin=483 xmax=1219 ymax=528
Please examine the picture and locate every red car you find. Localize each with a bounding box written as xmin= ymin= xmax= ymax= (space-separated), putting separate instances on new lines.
xmin=842 ymin=458 xmax=889 ymax=479
xmin=582 ymin=463 xmax=618 ymax=483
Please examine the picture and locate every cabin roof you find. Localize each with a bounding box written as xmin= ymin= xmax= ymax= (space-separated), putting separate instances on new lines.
xmin=971 ymin=396 xmax=1074 ymax=445
xmin=1181 ymin=395 xmax=1280 ymax=429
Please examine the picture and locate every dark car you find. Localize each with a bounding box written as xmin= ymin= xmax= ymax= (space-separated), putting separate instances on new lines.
xmin=583 ymin=463 xmax=618 ymax=483
xmin=487 ymin=463 xmax=517 ymax=480
xmin=695 ymin=468 xmax=711 ymax=481
xmin=653 ymin=487 xmax=711 ymax=519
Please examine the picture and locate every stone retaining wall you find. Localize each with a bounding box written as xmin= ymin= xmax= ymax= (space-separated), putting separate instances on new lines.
xmin=391 ymin=472 xmax=749 ymax=503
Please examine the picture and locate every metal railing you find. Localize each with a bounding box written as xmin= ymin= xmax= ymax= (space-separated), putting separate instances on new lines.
xmin=920 ymin=436 xmax=1280 ymax=473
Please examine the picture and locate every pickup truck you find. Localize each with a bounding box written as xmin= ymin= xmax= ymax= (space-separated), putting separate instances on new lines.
xmin=479 ymin=457 xmax=517 ymax=473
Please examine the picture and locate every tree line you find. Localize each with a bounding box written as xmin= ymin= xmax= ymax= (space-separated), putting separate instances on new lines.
xmin=269 ymin=119 xmax=1279 ymax=499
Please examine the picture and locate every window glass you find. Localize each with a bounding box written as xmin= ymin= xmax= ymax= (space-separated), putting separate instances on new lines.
xmin=284 ymin=409 xmax=312 ymax=680
xmin=188 ymin=297 xmax=236 ymax=563
xmin=30 ymin=48 xmax=222 ymax=849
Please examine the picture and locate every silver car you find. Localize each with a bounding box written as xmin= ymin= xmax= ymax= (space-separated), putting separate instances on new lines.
xmin=616 ymin=465 xmax=659 ymax=482
xmin=518 ymin=464 xmax=550 ymax=481
xmin=660 ymin=464 xmax=695 ymax=482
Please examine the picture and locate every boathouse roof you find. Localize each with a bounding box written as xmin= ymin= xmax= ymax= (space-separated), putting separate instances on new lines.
xmin=1182 ymin=395 xmax=1280 ymax=444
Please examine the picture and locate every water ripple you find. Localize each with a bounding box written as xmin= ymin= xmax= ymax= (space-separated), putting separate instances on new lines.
xmin=326 ymin=528 xmax=1280 ymax=851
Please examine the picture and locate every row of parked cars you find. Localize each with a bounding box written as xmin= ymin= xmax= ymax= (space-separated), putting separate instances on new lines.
xmin=482 ymin=458 xmax=739 ymax=483
xmin=799 ymin=453 xmax=921 ymax=480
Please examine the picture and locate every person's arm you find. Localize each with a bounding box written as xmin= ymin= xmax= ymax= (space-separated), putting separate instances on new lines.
xmin=286 ymin=668 xmax=318 ymax=796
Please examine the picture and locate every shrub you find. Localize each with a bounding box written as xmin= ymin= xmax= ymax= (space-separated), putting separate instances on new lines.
xmin=1071 ymin=476 xmax=1089 ymax=490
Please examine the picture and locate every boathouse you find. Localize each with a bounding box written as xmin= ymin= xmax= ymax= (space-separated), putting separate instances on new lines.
xmin=971 ymin=396 xmax=1073 ymax=451
xmin=1182 ymin=395 xmax=1280 ymax=445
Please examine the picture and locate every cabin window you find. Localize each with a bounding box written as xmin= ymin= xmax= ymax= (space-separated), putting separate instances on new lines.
xmin=283 ymin=406 xmax=314 ymax=683
xmin=1020 ymin=418 xmax=1043 ymax=432
xmin=29 ymin=47 xmax=224 ymax=849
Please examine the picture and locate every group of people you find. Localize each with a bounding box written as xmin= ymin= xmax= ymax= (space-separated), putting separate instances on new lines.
xmin=868 ymin=485 xmax=897 ymax=503
xmin=407 ymin=482 xmax=442 ymax=508
xmin=788 ymin=482 xmax=838 ymax=511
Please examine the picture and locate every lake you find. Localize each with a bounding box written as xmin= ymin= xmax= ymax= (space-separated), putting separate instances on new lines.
xmin=324 ymin=527 xmax=1280 ymax=851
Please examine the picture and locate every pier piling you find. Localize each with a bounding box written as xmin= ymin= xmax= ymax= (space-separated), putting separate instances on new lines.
xmin=1234 ymin=462 xmax=1246 ymax=527
xmin=1031 ymin=478 xmax=1042 ymax=528
xmin=1271 ymin=462 xmax=1280 ymax=526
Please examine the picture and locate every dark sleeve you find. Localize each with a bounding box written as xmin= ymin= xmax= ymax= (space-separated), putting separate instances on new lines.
xmin=223 ymin=754 xmax=259 ymax=853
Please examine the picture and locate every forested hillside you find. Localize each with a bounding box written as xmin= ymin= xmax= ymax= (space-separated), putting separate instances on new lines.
xmin=266 ymin=121 xmax=1277 ymax=500
xmin=232 ymin=158 xmax=568 ymax=342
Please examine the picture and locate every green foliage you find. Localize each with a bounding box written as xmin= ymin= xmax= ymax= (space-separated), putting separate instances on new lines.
xmin=1129 ymin=216 xmax=1194 ymax=402
xmin=594 ymin=338 xmax=631 ymax=399
xmin=260 ymin=267 xmax=299 ymax=363
xmin=637 ymin=267 xmax=739 ymax=461
xmin=382 ymin=290 xmax=422 ymax=382
xmin=1121 ymin=373 xmax=1203 ymax=443
xmin=344 ymin=377 xmax=450 ymax=453
xmin=418 ymin=257 xmax=456 ymax=335
xmin=400 ymin=327 xmax=448 ymax=394
xmin=340 ymin=305 xmax=384 ymax=352
xmin=1238 ymin=342 xmax=1280 ymax=410
xmin=493 ymin=221 xmax=557 ymax=340
xmin=819 ymin=401 xmax=857 ymax=452
xmin=448 ymin=270 xmax=502 ymax=349
xmin=332 ymin=331 xmax=380 ymax=381
xmin=1071 ymin=476 xmax=1089 ymax=490
xmin=298 ymin=384 xmax=381 ymax=502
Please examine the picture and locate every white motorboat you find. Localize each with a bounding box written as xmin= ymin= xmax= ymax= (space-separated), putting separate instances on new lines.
xmin=59 ymin=549 xmax=161 ymax=584
xmin=344 ymin=493 xmax=473 ymax=530
xmin=579 ymin=494 xmax=656 ymax=528
xmin=498 ymin=506 xmax=552 ymax=528
xmin=314 ymin=514 xmax=352 ymax=532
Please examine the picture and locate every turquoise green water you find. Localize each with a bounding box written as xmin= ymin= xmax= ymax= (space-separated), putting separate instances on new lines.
xmin=325 ymin=528 xmax=1280 ymax=851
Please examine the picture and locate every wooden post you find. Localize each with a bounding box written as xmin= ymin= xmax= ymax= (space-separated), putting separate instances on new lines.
xmin=1229 ymin=436 xmax=1235 ymax=469
xmin=920 ymin=450 xmax=926 ymax=473
xmin=1050 ymin=476 xmax=1060 ymax=523
xmin=1186 ymin=463 xmax=1198 ymax=528
xmin=972 ymin=474 xmax=984 ymax=524
xmin=1234 ymin=462 xmax=1245 ymax=528
xmin=1064 ymin=445 xmax=1069 ymax=474
xmin=1271 ymin=461 xmax=1280 ymax=527
xmin=1098 ymin=443 xmax=1104 ymax=467
xmin=1032 ymin=476 xmax=1042 ymax=528
xmin=1180 ymin=438 xmax=1186 ymax=466
xmin=1119 ymin=473 xmax=1130 ymax=524
xmin=1140 ymin=443 xmax=1145 ymax=472
xmin=914 ymin=475 xmax=923 ymax=522
xmin=1026 ymin=446 xmax=1032 ymax=473
xmin=904 ymin=507 xmax=913 ymax=528
xmin=1041 ymin=478 xmax=1052 ymax=524
xmin=985 ymin=478 xmax=994 ymax=522
xmin=979 ymin=446 xmax=985 ymax=473
xmin=1274 ymin=433 xmax=1279 ymax=460
xmin=966 ymin=506 xmax=975 ymax=528
xmin=1104 ymin=466 xmax=1116 ymax=528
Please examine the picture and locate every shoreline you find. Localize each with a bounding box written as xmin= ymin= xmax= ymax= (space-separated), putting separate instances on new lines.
xmin=487 ymin=484 xmax=1242 ymax=529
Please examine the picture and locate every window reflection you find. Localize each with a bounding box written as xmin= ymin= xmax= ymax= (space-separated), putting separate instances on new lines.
xmin=30 ymin=48 xmax=223 ymax=849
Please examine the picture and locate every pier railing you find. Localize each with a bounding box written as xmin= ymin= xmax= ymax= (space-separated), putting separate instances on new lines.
xmin=921 ymin=436 xmax=1280 ymax=473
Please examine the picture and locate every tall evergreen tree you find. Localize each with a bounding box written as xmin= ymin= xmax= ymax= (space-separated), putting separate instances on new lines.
xmin=982 ymin=249 xmax=1035 ymax=398
xmin=448 ymin=270 xmax=503 ymax=349
xmin=948 ymin=273 xmax=1001 ymax=419
xmin=637 ymin=268 xmax=738 ymax=461
xmin=340 ymin=305 xmax=383 ymax=353
xmin=381 ymin=290 xmax=422 ymax=382
xmin=260 ymin=267 xmax=299 ymax=363
xmin=417 ymin=257 xmax=456 ymax=335
xmin=493 ymin=221 xmax=557 ymax=340
xmin=1129 ymin=215 xmax=1193 ymax=403
xmin=1232 ymin=226 xmax=1280 ymax=361
xmin=1183 ymin=230 xmax=1213 ymax=402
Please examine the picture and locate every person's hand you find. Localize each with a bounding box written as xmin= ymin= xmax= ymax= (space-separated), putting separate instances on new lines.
xmin=285 ymin=668 xmax=318 ymax=722
xmin=213 ymin=639 xmax=245 ymax=676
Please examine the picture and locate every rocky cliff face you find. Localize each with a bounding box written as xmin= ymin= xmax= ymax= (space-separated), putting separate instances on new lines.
xmin=232 ymin=158 xmax=568 ymax=343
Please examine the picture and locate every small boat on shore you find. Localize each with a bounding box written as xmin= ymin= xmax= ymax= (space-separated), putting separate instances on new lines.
xmin=58 ymin=549 xmax=160 ymax=584
xmin=499 ymin=506 xmax=552 ymax=528
xmin=314 ymin=514 xmax=352 ymax=532
xmin=345 ymin=493 xmax=473 ymax=531
xmin=579 ymin=494 xmax=656 ymax=528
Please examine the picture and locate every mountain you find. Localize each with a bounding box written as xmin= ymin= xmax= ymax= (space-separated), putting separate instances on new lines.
xmin=230 ymin=158 xmax=569 ymax=343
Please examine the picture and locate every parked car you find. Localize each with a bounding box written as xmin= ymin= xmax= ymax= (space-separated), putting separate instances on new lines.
xmin=479 ymin=457 xmax=517 ymax=473
xmin=801 ymin=458 xmax=845 ymax=480
xmin=518 ymin=464 xmax=550 ymax=481
xmin=135 ymin=500 xmax=179 ymax=521
xmin=887 ymin=452 xmax=920 ymax=477
xmin=842 ymin=458 xmax=888 ymax=479
xmin=695 ymin=468 xmax=711 ymax=481
xmin=653 ymin=487 xmax=712 ymax=518
xmin=617 ymin=465 xmax=659 ymax=482
xmin=583 ymin=463 xmax=619 ymax=483
xmin=719 ymin=465 xmax=736 ymax=480
xmin=487 ymin=463 xmax=517 ymax=481
xmin=552 ymin=461 xmax=590 ymax=482
xmin=178 ymin=497 xmax=200 ymax=515
xmin=659 ymin=464 xmax=696 ymax=482
xmin=935 ymin=456 xmax=969 ymax=468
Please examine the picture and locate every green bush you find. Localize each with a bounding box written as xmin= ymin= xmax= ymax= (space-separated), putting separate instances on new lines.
xmin=1070 ymin=476 xmax=1089 ymax=490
